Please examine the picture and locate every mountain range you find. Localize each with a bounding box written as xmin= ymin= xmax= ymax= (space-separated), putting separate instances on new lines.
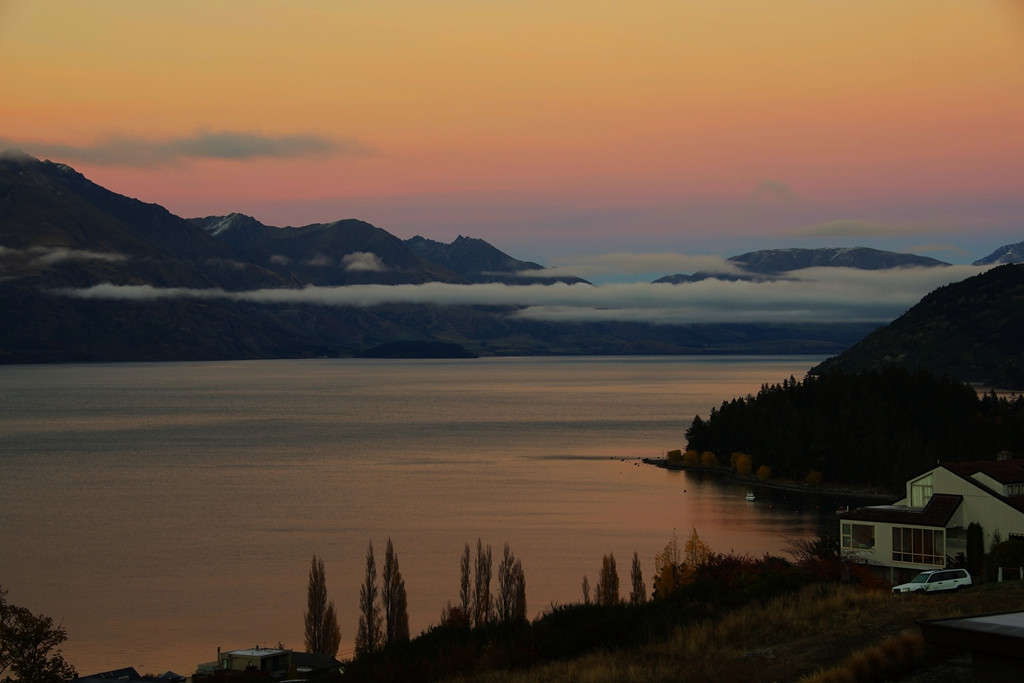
xmin=972 ymin=241 xmax=1024 ymax=266
xmin=654 ymin=247 xmax=949 ymax=284
xmin=1 ymin=152 xmax=1020 ymax=366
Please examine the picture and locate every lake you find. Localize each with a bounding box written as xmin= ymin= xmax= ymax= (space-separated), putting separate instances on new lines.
xmin=0 ymin=355 xmax=842 ymax=675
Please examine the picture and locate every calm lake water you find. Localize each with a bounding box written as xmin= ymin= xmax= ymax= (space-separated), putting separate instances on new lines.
xmin=0 ymin=356 xmax=842 ymax=675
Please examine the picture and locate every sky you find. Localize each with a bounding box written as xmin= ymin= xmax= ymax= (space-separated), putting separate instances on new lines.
xmin=2 ymin=1 xmax=1024 ymax=315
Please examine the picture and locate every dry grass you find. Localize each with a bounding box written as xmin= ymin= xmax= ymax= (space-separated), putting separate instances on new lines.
xmin=798 ymin=630 xmax=926 ymax=683
xmin=444 ymin=580 xmax=1024 ymax=683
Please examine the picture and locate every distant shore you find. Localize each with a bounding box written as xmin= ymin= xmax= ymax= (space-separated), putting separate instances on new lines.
xmin=642 ymin=458 xmax=900 ymax=504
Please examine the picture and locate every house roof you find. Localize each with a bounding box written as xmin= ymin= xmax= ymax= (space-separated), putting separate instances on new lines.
xmin=74 ymin=668 xmax=142 ymax=681
xmin=942 ymin=459 xmax=1024 ymax=514
xmin=944 ymin=458 xmax=1024 ymax=485
xmin=839 ymin=493 xmax=962 ymax=527
xmin=919 ymin=611 xmax=1024 ymax=682
xmin=73 ymin=668 xmax=143 ymax=683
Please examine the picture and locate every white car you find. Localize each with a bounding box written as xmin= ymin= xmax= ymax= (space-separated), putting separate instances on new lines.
xmin=892 ymin=568 xmax=972 ymax=593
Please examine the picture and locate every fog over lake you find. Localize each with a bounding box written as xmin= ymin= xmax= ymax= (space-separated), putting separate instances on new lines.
xmin=0 ymin=356 xmax=843 ymax=675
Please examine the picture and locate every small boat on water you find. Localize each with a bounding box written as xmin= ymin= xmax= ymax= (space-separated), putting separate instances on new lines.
xmin=745 ymin=491 xmax=756 ymax=502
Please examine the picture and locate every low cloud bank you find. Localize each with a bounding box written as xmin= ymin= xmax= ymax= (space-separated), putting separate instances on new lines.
xmin=529 ymin=253 xmax=746 ymax=281
xmin=342 ymin=252 xmax=387 ymax=272
xmin=53 ymin=265 xmax=989 ymax=324
xmin=0 ymin=245 xmax=129 ymax=267
xmin=0 ymin=130 xmax=370 ymax=167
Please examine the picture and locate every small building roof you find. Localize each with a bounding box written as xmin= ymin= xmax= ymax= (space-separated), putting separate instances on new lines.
xmin=839 ymin=493 xmax=962 ymax=527
xmin=225 ymin=648 xmax=289 ymax=658
xmin=919 ymin=611 xmax=1024 ymax=683
xmin=291 ymin=652 xmax=343 ymax=670
xmin=73 ymin=668 xmax=142 ymax=683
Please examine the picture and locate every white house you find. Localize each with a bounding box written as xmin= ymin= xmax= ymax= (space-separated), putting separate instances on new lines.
xmin=839 ymin=457 xmax=1024 ymax=583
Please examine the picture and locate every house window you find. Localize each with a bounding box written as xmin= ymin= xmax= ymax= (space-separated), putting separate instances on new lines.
xmin=910 ymin=475 xmax=933 ymax=507
xmin=842 ymin=523 xmax=876 ymax=550
xmin=892 ymin=527 xmax=945 ymax=565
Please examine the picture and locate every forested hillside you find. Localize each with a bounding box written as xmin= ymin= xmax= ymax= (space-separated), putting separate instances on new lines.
xmin=813 ymin=263 xmax=1024 ymax=388
xmin=685 ymin=367 xmax=1024 ymax=492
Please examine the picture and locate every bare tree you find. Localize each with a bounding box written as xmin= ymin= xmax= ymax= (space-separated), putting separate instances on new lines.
xmin=459 ymin=542 xmax=472 ymax=620
xmin=497 ymin=542 xmax=514 ymax=623
xmin=355 ymin=541 xmax=383 ymax=656
xmin=512 ymin=557 xmax=527 ymax=621
xmin=581 ymin=575 xmax=591 ymax=605
xmin=595 ymin=553 xmax=620 ymax=606
xmin=629 ymin=551 xmax=647 ymax=605
xmin=473 ymin=538 xmax=492 ymax=627
xmin=382 ymin=538 xmax=409 ymax=646
xmin=304 ymin=554 xmax=342 ymax=655
xmin=496 ymin=543 xmax=527 ymax=623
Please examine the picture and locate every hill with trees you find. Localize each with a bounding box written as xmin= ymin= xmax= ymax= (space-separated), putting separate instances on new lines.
xmin=683 ymin=367 xmax=1024 ymax=493
xmin=813 ymin=263 xmax=1024 ymax=388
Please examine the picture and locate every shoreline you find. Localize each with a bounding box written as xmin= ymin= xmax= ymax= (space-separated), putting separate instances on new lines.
xmin=642 ymin=458 xmax=901 ymax=503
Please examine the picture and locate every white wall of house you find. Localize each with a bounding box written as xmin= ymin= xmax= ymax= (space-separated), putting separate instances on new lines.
xmin=929 ymin=467 xmax=1024 ymax=551
xmin=843 ymin=463 xmax=1024 ymax=575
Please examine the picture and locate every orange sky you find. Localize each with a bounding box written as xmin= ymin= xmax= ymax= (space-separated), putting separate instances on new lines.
xmin=2 ymin=0 xmax=1023 ymax=261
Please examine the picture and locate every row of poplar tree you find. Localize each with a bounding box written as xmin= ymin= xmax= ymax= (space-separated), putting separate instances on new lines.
xmin=302 ymin=539 xmax=407 ymax=659
xmin=303 ymin=537 xmax=527 ymax=659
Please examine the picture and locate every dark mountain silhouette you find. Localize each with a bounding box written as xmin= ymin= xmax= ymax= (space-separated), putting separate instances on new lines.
xmin=730 ymin=247 xmax=948 ymax=273
xmin=0 ymin=152 xmax=280 ymax=291
xmin=189 ymin=214 xmax=464 ymax=286
xmin=0 ymin=153 xmax=879 ymax=362
xmin=404 ymin=234 xmax=588 ymax=285
xmin=655 ymin=247 xmax=949 ymax=284
xmin=812 ymin=263 xmax=1024 ymax=387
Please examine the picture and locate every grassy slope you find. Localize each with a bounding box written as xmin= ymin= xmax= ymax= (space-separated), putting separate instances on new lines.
xmin=444 ymin=580 xmax=1024 ymax=682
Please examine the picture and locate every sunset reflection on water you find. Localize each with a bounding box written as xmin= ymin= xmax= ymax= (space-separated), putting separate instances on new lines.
xmin=0 ymin=356 xmax=830 ymax=674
